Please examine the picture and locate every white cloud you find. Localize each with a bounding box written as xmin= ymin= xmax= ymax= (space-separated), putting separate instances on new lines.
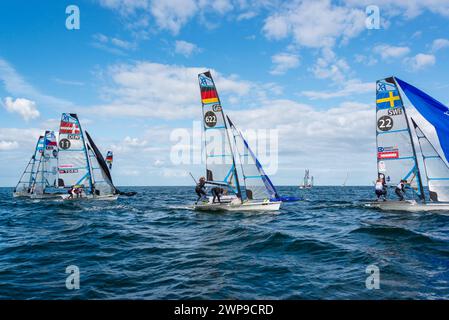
xmin=0 ymin=58 xmax=71 ymax=108
xmin=92 ymin=33 xmax=136 ymax=55
xmin=301 ymin=80 xmax=374 ymax=100
xmin=343 ymin=0 xmax=449 ymax=19
xmin=198 ymin=0 xmax=233 ymax=14
xmin=150 ymin=0 xmax=198 ymax=34
xmin=431 ymin=38 xmax=449 ymax=52
xmin=174 ymin=40 xmax=201 ymax=57
xmin=404 ymin=53 xmax=436 ymax=71
xmin=237 ymin=11 xmax=258 ymax=21
xmin=98 ymin=0 xmax=149 ymax=15
xmin=354 ymin=54 xmax=378 ymax=66
xmin=262 ymin=0 xmax=366 ymax=48
xmin=373 ymin=44 xmax=410 ymax=60
xmin=3 ymin=97 xmax=40 ymax=121
xmin=270 ymin=52 xmax=300 ymax=75
xmin=0 ymin=140 xmax=19 ymax=151
xmin=310 ymin=48 xmax=350 ymax=83
xmin=110 ymin=136 xmax=148 ymax=153
xmin=0 ymin=127 xmax=43 ymax=153
xmin=86 ymin=61 xmax=252 ymax=120
xmin=53 ymin=78 xmax=85 ymax=86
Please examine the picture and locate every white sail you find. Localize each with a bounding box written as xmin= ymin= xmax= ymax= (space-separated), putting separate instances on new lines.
xmin=412 ymin=119 xmax=449 ymax=202
xmin=14 ymin=135 xmax=44 ymax=196
xmin=32 ymin=131 xmax=58 ymax=195
xmin=57 ymin=113 xmax=93 ymax=191
xmin=227 ymin=116 xmax=279 ymax=201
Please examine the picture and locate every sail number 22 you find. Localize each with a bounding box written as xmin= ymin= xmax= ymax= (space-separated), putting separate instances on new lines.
xmin=377 ymin=116 xmax=393 ymax=132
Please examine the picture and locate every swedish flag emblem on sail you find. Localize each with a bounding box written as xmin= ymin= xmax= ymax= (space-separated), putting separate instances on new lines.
xmin=376 ymin=90 xmax=401 ymax=109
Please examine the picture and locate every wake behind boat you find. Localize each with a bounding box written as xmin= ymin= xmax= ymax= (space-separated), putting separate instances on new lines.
xmin=192 ymin=71 xmax=297 ymax=212
xmin=366 ymin=77 xmax=449 ymax=212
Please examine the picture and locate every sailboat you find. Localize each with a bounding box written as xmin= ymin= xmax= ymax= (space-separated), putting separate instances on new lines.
xmin=193 ymin=71 xmax=298 ymax=211
xmin=29 ymin=130 xmax=63 ymax=199
xmin=342 ymin=172 xmax=349 ymax=187
xmin=299 ymin=169 xmax=313 ymax=189
xmin=366 ymin=76 xmax=449 ymax=211
xmin=105 ymin=151 xmax=113 ymax=170
xmin=13 ymin=135 xmax=45 ymax=197
xmin=57 ymin=113 xmax=118 ymax=201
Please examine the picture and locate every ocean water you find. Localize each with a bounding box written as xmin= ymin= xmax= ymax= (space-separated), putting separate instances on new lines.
xmin=0 ymin=186 xmax=448 ymax=300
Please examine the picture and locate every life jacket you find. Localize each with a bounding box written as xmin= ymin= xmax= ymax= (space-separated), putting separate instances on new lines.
xmin=375 ymin=181 xmax=384 ymax=191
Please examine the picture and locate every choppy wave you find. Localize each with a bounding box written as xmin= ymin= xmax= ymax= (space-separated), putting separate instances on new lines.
xmin=1 ymin=186 xmax=449 ymax=299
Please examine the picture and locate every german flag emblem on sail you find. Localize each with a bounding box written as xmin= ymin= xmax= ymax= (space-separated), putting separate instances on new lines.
xmin=201 ymin=88 xmax=219 ymax=104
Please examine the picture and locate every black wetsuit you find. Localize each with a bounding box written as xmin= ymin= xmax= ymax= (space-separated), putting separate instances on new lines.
xmin=211 ymin=187 xmax=224 ymax=203
xmin=395 ymin=182 xmax=405 ymax=201
xmin=195 ymin=181 xmax=207 ymax=203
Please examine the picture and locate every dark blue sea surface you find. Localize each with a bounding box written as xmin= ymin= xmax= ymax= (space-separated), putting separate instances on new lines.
xmin=0 ymin=186 xmax=448 ymax=299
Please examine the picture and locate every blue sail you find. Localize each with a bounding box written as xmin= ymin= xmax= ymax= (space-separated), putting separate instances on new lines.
xmin=227 ymin=116 xmax=300 ymax=202
xmin=396 ymin=78 xmax=449 ymax=163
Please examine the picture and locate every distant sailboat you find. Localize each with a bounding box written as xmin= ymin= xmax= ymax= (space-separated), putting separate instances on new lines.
xmin=299 ymin=169 xmax=313 ymax=189
xmin=13 ymin=135 xmax=45 ymax=197
xmin=366 ymin=77 xmax=449 ymax=211
xmin=105 ymin=151 xmax=113 ymax=170
xmin=29 ymin=131 xmax=62 ymax=199
xmin=342 ymin=172 xmax=349 ymax=187
xmin=193 ymin=71 xmax=298 ymax=211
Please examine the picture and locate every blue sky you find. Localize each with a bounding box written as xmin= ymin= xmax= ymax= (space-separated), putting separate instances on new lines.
xmin=1 ymin=0 xmax=449 ymax=186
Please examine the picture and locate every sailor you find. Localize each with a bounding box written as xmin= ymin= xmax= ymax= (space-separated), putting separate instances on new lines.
xmin=395 ymin=180 xmax=407 ymax=201
xmin=76 ymin=185 xmax=84 ymax=198
xmin=374 ymin=178 xmax=387 ymax=201
xmin=211 ymin=187 xmax=224 ymax=203
xmin=195 ymin=177 xmax=207 ymax=204
xmin=68 ymin=186 xmax=76 ymax=199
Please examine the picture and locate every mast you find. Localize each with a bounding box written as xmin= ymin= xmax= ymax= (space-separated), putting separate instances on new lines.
xmin=75 ymin=114 xmax=93 ymax=194
xmin=215 ymin=88 xmax=242 ymax=201
xmin=393 ymin=77 xmax=426 ymax=202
